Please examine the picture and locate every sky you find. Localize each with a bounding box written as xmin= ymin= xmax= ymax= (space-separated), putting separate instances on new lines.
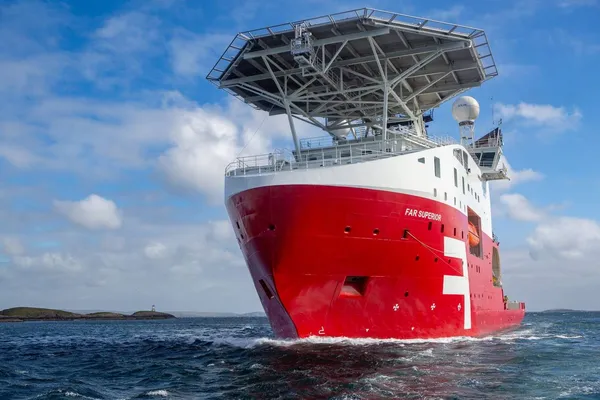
xmin=0 ymin=0 xmax=599 ymax=313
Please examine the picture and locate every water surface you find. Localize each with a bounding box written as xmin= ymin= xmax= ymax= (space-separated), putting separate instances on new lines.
xmin=0 ymin=312 xmax=598 ymax=399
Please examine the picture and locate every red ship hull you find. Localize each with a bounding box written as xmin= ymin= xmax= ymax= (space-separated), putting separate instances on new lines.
xmin=227 ymin=184 xmax=524 ymax=339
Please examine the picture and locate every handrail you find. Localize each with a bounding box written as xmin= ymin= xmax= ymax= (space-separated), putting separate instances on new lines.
xmin=226 ymin=139 xmax=401 ymax=176
xmin=226 ymin=127 xmax=458 ymax=177
xmin=299 ymin=126 xmax=455 ymax=151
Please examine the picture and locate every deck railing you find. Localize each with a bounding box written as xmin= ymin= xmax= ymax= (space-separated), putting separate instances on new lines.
xmin=226 ymin=127 xmax=456 ymax=177
xmin=225 ymin=139 xmax=405 ymax=176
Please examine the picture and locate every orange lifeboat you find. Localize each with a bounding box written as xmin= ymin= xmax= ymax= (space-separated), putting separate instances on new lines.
xmin=468 ymin=221 xmax=480 ymax=247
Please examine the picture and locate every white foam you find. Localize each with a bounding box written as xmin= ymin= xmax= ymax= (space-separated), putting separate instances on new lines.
xmin=61 ymin=390 xmax=99 ymax=399
xmin=146 ymin=389 xmax=169 ymax=397
xmin=555 ymin=335 xmax=583 ymax=339
xmin=245 ymin=326 xmax=585 ymax=348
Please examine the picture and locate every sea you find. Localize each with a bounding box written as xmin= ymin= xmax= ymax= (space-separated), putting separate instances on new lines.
xmin=0 ymin=312 xmax=598 ymax=400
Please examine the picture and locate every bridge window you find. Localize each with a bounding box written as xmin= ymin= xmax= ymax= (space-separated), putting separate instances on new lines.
xmin=453 ymin=149 xmax=463 ymax=165
xmin=454 ymin=168 xmax=458 ymax=187
xmin=434 ymin=157 xmax=441 ymax=178
xmin=462 ymin=151 xmax=469 ymax=170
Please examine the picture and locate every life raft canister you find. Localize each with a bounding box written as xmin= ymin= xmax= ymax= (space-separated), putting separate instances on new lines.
xmin=468 ymin=221 xmax=480 ymax=247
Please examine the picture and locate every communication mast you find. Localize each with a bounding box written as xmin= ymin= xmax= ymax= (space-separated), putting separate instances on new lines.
xmin=452 ymin=96 xmax=480 ymax=148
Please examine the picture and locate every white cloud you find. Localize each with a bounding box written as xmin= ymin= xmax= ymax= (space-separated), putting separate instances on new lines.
xmin=430 ymin=5 xmax=464 ymax=21
xmin=495 ymin=195 xmax=600 ymax=310
xmin=491 ymin=156 xmax=544 ymax=193
xmin=0 ymin=214 xmax=258 ymax=312
xmin=496 ymin=247 xmax=600 ymax=311
xmin=551 ymin=29 xmax=600 ymax=56
xmin=93 ymin=12 xmax=160 ymax=54
xmin=2 ymin=237 xmax=25 ymax=256
xmin=0 ymin=54 xmax=68 ymax=96
xmin=499 ymin=193 xmax=545 ymax=222
xmin=494 ymin=102 xmax=582 ymax=132
xmin=527 ymin=216 xmax=600 ymax=260
xmin=157 ymin=97 xmax=320 ymax=204
xmin=80 ymin=11 xmax=163 ymax=86
xmin=54 ymin=194 xmax=123 ymax=230
xmin=13 ymin=252 xmax=82 ymax=272
xmin=557 ymin=0 xmax=597 ymax=7
xmin=144 ymin=242 xmax=168 ymax=259
xmin=168 ymin=31 xmax=231 ymax=78
xmin=157 ymin=107 xmax=240 ymax=203
xmin=0 ymin=144 xmax=39 ymax=168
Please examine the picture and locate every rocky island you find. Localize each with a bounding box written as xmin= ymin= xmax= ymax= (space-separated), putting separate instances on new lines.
xmin=0 ymin=307 xmax=176 ymax=322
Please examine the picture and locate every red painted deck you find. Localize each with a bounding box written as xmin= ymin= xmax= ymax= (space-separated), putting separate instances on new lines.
xmin=227 ymin=184 xmax=525 ymax=339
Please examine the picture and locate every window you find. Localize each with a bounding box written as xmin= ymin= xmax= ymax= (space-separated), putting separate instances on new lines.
xmin=454 ymin=149 xmax=463 ymax=165
xmin=462 ymin=177 xmax=465 ymax=194
xmin=434 ymin=188 xmax=437 ymax=197
xmin=454 ymin=168 xmax=458 ymax=187
xmin=418 ymin=157 xmax=425 ymax=164
xmin=468 ymin=184 xmax=470 ymax=192
xmin=434 ymin=157 xmax=441 ymax=178
xmin=454 ymin=197 xmax=456 ymax=205
xmin=444 ymin=192 xmax=448 ymax=201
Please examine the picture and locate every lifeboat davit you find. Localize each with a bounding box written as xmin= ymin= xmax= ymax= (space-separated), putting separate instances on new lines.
xmin=468 ymin=221 xmax=480 ymax=247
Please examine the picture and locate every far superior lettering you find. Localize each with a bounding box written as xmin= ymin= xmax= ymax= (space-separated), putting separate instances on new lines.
xmin=405 ymin=207 xmax=442 ymax=221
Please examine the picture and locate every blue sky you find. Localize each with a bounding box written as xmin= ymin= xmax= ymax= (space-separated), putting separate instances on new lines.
xmin=1 ymin=0 xmax=599 ymax=312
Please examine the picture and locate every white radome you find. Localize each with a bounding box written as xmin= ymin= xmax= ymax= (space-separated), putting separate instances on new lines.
xmin=452 ymin=96 xmax=480 ymax=123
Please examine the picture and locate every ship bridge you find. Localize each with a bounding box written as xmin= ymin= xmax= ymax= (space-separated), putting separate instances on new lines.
xmin=207 ymin=7 xmax=499 ymax=175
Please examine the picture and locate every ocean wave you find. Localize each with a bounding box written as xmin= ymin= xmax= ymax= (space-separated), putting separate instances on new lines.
xmin=0 ymin=314 xmax=598 ymax=400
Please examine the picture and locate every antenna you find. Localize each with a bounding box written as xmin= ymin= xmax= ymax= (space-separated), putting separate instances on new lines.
xmin=452 ymin=96 xmax=480 ymax=148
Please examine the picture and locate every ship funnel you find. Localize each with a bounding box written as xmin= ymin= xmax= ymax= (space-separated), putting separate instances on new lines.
xmin=452 ymin=96 xmax=480 ymax=147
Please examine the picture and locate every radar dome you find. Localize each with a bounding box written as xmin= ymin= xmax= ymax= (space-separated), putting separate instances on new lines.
xmin=452 ymin=96 xmax=480 ymax=123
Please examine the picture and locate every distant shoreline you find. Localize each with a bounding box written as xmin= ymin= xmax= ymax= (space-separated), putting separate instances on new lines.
xmin=0 ymin=307 xmax=176 ymax=323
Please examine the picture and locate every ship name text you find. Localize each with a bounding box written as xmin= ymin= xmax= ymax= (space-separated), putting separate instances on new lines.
xmin=404 ymin=207 xmax=442 ymax=221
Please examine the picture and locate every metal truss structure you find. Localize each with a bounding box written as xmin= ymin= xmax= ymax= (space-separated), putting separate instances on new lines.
xmin=207 ymin=8 xmax=497 ymax=155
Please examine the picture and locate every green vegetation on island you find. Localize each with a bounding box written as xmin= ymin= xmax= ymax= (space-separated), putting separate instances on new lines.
xmin=0 ymin=307 xmax=176 ymax=322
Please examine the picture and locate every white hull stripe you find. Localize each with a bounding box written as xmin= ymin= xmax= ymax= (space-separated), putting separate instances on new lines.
xmin=442 ymin=236 xmax=471 ymax=330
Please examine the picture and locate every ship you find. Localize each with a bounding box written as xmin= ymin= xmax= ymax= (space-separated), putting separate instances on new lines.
xmin=207 ymin=8 xmax=525 ymax=339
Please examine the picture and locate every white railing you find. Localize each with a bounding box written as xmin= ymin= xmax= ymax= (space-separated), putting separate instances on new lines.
xmin=226 ymin=140 xmax=403 ymax=176
xmin=299 ymin=126 xmax=456 ymax=150
xmin=226 ymin=128 xmax=457 ymax=177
